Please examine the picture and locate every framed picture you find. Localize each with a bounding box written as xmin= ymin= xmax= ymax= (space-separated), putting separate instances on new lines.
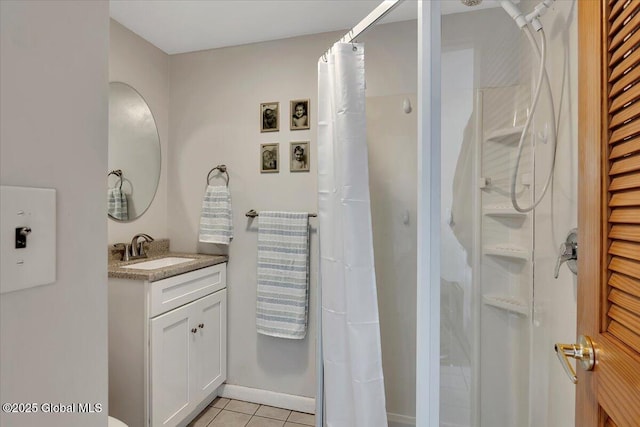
xmin=290 ymin=99 xmax=310 ymax=130
xmin=260 ymin=102 xmax=279 ymax=132
xmin=290 ymin=141 xmax=310 ymax=172
xmin=261 ymin=143 xmax=279 ymax=173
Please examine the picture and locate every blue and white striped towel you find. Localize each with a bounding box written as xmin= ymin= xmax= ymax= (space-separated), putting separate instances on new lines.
xmin=199 ymin=185 xmax=233 ymax=245
xmin=108 ymin=187 xmax=128 ymax=221
xmin=256 ymin=211 xmax=310 ymax=339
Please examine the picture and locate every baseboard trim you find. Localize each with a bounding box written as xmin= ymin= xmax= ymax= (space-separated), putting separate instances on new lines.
xmin=218 ymin=384 xmax=315 ymax=414
xmin=387 ymin=412 xmax=416 ymax=426
xmin=218 ymin=384 xmax=414 ymax=426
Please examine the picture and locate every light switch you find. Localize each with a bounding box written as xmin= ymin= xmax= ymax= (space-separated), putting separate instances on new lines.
xmin=1 ymin=186 xmax=56 ymax=294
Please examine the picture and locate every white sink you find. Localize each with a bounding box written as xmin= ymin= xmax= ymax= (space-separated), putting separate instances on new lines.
xmin=123 ymin=257 xmax=195 ymax=270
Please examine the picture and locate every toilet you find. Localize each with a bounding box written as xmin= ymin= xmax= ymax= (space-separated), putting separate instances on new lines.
xmin=108 ymin=416 xmax=128 ymax=427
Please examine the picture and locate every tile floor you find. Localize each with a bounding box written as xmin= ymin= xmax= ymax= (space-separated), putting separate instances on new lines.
xmin=188 ymin=397 xmax=316 ymax=427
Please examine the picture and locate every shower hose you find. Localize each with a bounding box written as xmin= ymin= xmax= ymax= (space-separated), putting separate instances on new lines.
xmin=510 ymin=26 xmax=558 ymax=213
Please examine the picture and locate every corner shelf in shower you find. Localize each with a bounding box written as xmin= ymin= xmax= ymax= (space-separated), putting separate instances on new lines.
xmin=484 ymin=125 xmax=525 ymax=144
xmin=483 ymin=204 xmax=528 ymax=218
xmin=482 ymin=294 xmax=529 ymax=316
xmin=483 ymin=244 xmax=530 ymax=261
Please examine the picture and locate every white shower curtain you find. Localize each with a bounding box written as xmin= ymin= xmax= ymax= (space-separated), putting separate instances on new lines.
xmin=317 ymin=42 xmax=388 ymax=427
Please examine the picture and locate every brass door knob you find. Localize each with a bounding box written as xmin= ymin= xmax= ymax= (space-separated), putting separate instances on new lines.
xmin=554 ymin=335 xmax=595 ymax=384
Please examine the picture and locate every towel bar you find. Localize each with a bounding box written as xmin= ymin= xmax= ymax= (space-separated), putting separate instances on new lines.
xmin=245 ymin=209 xmax=317 ymax=218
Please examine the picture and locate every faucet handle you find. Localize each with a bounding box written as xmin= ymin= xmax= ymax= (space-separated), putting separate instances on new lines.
xmin=554 ymin=245 xmax=572 ymax=279
xmin=137 ymin=241 xmax=149 ymax=257
xmin=554 ymin=229 xmax=578 ymax=279
xmin=113 ymin=243 xmax=131 ymax=262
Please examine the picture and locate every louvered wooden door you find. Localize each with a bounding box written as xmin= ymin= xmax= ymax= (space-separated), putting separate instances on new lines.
xmin=578 ymin=1 xmax=640 ymax=426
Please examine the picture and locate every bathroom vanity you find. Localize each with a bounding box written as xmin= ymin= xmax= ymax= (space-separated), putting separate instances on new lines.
xmin=108 ymin=253 xmax=228 ymax=427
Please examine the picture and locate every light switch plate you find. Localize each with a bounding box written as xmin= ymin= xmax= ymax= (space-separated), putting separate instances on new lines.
xmin=0 ymin=185 xmax=56 ymax=294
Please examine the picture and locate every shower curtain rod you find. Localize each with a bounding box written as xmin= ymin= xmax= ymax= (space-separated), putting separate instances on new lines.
xmin=320 ymin=0 xmax=405 ymax=60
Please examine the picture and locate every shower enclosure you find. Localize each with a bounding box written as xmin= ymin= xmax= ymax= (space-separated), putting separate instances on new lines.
xmin=317 ymin=1 xmax=576 ymax=425
xmin=432 ymin=1 xmax=578 ymax=426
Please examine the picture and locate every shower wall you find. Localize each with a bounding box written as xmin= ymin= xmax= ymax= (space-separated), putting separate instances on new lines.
xmin=359 ymin=20 xmax=418 ymax=425
xmin=367 ymin=93 xmax=417 ymax=424
xmin=441 ymin=8 xmax=525 ymax=427
xmin=441 ymin=2 xmax=578 ymax=426
xmin=525 ymin=1 xmax=578 ymax=426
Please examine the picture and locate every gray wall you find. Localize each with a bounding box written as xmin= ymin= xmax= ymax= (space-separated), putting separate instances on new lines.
xmin=167 ymin=20 xmax=417 ymax=419
xmin=104 ymin=16 xmax=417 ymax=418
xmin=0 ymin=1 xmax=109 ymax=426
xmin=167 ymin=29 xmax=336 ymax=399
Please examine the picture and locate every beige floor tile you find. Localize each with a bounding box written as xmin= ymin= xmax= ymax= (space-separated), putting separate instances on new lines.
xmin=246 ymin=416 xmax=285 ymax=427
xmin=188 ymin=406 xmax=221 ymax=427
xmin=283 ymin=423 xmax=308 ymax=427
xmin=255 ymin=405 xmax=291 ymax=421
xmin=209 ymin=410 xmax=252 ymax=426
xmin=286 ymin=411 xmax=315 ymax=426
xmin=224 ymin=399 xmax=259 ymax=415
xmin=211 ymin=397 xmax=231 ymax=409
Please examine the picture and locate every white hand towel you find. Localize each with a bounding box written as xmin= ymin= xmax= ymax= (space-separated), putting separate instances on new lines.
xmin=199 ymin=185 xmax=233 ymax=245
xmin=108 ymin=187 xmax=128 ymax=221
xmin=256 ymin=211 xmax=310 ymax=339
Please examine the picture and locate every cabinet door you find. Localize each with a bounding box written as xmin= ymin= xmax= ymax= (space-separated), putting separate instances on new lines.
xmin=192 ymin=289 xmax=227 ymax=402
xmin=150 ymin=300 xmax=198 ymax=427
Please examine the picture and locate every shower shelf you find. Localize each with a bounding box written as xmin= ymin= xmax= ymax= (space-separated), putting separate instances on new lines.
xmin=483 ymin=204 xmax=528 ymax=218
xmin=483 ymin=244 xmax=530 ymax=261
xmin=482 ymin=294 xmax=529 ymax=316
xmin=485 ymin=125 xmax=525 ymax=144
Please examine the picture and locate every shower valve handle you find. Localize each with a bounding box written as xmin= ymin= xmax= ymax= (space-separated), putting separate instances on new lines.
xmin=554 ymin=243 xmax=575 ymax=278
xmin=554 ymin=229 xmax=578 ymax=279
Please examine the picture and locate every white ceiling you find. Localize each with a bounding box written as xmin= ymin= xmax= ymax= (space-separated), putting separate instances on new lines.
xmin=109 ymin=0 xmax=502 ymax=55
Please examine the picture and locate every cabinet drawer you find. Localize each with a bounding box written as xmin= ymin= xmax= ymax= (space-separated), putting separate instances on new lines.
xmin=150 ymin=263 xmax=226 ymax=317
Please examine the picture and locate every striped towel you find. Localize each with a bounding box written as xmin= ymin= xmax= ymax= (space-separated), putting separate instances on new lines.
xmin=256 ymin=212 xmax=310 ymax=339
xmin=107 ymin=187 xmax=128 ymax=220
xmin=199 ymin=185 xmax=234 ymax=244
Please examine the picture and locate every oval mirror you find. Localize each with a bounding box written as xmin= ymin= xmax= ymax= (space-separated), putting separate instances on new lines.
xmin=108 ymin=82 xmax=161 ymax=221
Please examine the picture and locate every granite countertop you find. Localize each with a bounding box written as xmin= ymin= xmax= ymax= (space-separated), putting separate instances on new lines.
xmin=108 ymin=252 xmax=228 ymax=282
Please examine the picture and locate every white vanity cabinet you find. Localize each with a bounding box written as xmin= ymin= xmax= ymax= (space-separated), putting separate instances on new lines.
xmin=109 ymin=262 xmax=227 ymax=427
xmin=150 ymin=289 xmax=226 ymax=426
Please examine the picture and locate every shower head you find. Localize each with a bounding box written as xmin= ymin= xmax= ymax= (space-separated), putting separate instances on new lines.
xmin=500 ymin=0 xmax=556 ymax=31
xmin=460 ymin=0 xmax=483 ymax=6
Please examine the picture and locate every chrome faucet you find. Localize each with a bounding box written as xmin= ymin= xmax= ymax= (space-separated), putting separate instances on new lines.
xmin=130 ymin=233 xmax=154 ymax=259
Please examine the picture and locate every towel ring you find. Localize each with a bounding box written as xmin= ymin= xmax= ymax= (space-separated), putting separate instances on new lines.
xmin=207 ymin=164 xmax=229 ymax=187
xmin=108 ymin=169 xmax=123 ymax=190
